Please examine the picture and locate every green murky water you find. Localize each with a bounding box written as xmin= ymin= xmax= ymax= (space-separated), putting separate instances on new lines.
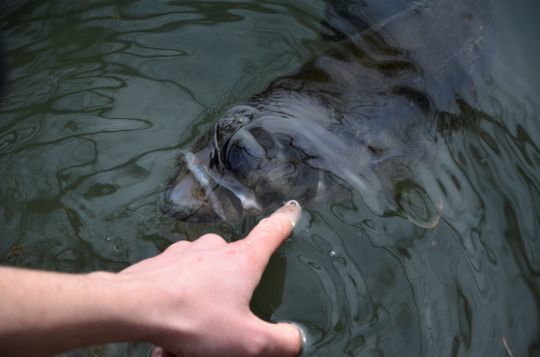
xmin=1 ymin=1 xmax=539 ymax=356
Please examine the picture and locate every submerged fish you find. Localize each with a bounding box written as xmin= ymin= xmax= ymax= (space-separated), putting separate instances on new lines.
xmin=161 ymin=0 xmax=489 ymax=226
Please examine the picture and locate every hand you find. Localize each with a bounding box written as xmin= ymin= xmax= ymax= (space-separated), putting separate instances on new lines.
xmin=120 ymin=201 xmax=303 ymax=356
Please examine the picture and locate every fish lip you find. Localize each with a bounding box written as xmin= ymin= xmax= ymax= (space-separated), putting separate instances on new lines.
xmin=160 ymin=188 xmax=221 ymax=222
xmin=159 ymin=157 xmax=214 ymax=222
xmin=161 ymin=151 xmax=248 ymax=223
xmin=159 ymin=188 xmax=195 ymax=220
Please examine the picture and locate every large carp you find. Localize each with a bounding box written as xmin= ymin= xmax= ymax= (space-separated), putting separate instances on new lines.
xmin=161 ymin=0 xmax=489 ymax=226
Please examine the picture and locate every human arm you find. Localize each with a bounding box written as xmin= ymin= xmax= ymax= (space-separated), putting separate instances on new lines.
xmin=0 ymin=201 xmax=303 ymax=356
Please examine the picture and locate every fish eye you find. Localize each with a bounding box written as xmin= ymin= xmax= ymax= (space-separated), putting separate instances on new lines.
xmin=233 ymin=115 xmax=244 ymax=124
xmin=367 ymin=145 xmax=384 ymax=156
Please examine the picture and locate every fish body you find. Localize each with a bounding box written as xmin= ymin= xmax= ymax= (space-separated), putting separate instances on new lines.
xmin=162 ymin=0 xmax=489 ymax=226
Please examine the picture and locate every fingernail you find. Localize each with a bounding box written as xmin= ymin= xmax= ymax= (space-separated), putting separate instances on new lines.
xmin=285 ymin=200 xmax=301 ymax=207
xmin=275 ymin=200 xmax=302 ymax=227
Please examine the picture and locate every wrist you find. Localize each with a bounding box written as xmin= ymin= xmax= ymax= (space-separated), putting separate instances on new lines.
xmin=62 ymin=271 xmax=144 ymax=346
xmin=85 ymin=271 xmax=155 ymax=343
xmin=101 ymin=271 xmax=186 ymax=346
xmin=0 ymin=268 xmax=147 ymax=356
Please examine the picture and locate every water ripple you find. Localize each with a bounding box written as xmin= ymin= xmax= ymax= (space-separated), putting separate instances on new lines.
xmin=0 ymin=1 xmax=539 ymax=356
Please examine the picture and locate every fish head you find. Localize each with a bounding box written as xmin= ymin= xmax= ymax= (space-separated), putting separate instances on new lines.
xmin=161 ymin=148 xmax=258 ymax=223
xmin=161 ymin=105 xmax=326 ymax=223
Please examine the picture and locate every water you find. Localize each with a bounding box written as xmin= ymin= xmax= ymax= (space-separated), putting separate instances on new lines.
xmin=1 ymin=1 xmax=539 ymax=356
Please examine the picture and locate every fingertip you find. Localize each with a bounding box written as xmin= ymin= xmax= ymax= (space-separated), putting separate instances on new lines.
xmin=272 ymin=200 xmax=302 ymax=228
xmin=262 ymin=321 xmax=304 ymax=356
xmin=241 ymin=201 xmax=302 ymax=260
xmin=279 ymin=322 xmax=305 ymax=355
xmin=256 ymin=200 xmax=302 ymax=238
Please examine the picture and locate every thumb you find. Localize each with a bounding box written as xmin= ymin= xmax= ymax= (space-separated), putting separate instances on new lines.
xmin=250 ymin=318 xmax=304 ymax=356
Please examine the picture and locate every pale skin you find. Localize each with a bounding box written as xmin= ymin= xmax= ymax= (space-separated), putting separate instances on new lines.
xmin=0 ymin=201 xmax=303 ymax=357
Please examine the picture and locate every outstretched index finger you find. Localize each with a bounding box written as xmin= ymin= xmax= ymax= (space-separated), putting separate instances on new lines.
xmin=239 ymin=200 xmax=301 ymax=268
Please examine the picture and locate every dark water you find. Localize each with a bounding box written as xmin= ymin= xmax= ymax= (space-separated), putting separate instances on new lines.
xmin=1 ymin=1 xmax=539 ymax=356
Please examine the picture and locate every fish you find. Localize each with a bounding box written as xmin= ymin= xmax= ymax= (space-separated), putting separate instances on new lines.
xmin=161 ymin=0 xmax=489 ymax=227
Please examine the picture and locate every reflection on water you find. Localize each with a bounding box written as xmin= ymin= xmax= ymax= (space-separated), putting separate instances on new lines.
xmin=1 ymin=0 xmax=539 ymax=356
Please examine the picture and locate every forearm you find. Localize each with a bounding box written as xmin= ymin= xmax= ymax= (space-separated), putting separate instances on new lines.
xmin=0 ymin=267 xmax=145 ymax=356
xmin=0 ymin=203 xmax=303 ymax=357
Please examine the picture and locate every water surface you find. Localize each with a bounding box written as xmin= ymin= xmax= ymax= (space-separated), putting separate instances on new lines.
xmin=0 ymin=1 xmax=539 ymax=356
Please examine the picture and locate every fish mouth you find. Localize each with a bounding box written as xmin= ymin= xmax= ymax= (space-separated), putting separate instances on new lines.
xmin=161 ymin=152 xmax=260 ymax=224
xmin=160 ymin=174 xmax=222 ymax=222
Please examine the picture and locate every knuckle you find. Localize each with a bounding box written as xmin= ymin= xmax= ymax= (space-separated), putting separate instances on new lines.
xmin=199 ymin=233 xmax=226 ymax=244
xmin=258 ymin=217 xmax=288 ymax=237
xmin=164 ymin=240 xmax=189 ymax=252
xmin=243 ymin=321 xmax=269 ymax=355
xmin=227 ymin=246 xmax=247 ymax=261
xmin=241 ymin=249 xmax=258 ymax=266
xmin=257 ymin=218 xmax=279 ymax=234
